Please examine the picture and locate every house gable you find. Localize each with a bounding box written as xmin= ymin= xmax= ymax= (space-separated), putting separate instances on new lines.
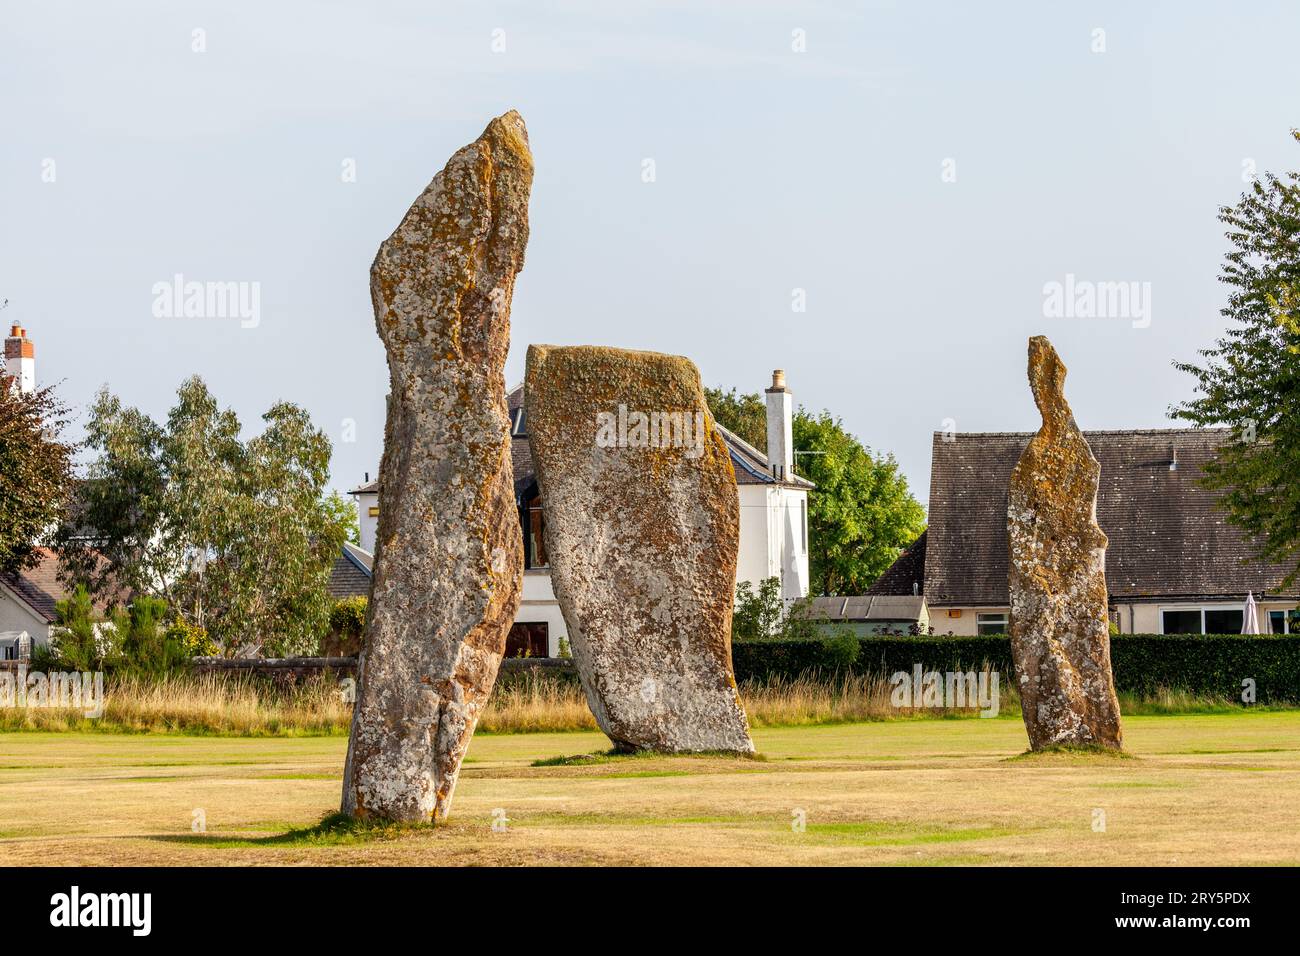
xmin=920 ymin=428 xmax=1300 ymax=606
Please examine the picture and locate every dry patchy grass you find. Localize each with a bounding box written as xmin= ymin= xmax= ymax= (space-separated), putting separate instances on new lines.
xmin=2 ymin=712 xmax=1298 ymax=866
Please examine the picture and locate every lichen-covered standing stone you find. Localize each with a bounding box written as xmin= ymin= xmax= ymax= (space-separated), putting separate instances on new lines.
xmin=1007 ymin=336 xmax=1123 ymax=751
xmin=341 ymin=112 xmax=531 ymax=821
xmin=525 ymin=345 xmax=754 ymax=754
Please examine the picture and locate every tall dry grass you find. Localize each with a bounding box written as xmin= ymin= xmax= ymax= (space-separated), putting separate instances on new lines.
xmin=0 ymin=672 xmax=352 ymax=736
xmin=1 ymin=667 xmax=1282 ymax=737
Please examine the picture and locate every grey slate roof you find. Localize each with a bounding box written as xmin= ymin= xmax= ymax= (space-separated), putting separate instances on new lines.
xmin=328 ymin=543 xmax=373 ymax=599
xmin=916 ymin=428 xmax=1300 ymax=606
xmin=799 ymin=594 xmax=927 ymax=622
xmin=866 ymin=530 xmax=926 ymax=597
xmin=0 ymin=548 xmax=117 ymax=623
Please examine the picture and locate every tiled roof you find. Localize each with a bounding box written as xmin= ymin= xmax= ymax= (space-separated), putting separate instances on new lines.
xmin=921 ymin=428 xmax=1300 ymax=606
xmin=866 ymin=530 xmax=927 ymax=596
xmin=0 ymin=548 xmax=114 ymax=623
xmin=328 ymin=543 xmax=373 ymax=599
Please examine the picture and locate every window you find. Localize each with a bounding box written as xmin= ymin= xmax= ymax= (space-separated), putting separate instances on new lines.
xmin=1269 ymin=610 xmax=1300 ymax=634
xmin=1204 ymin=608 xmax=1244 ymax=634
xmin=976 ymin=613 xmax=1008 ymax=635
xmin=367 ymin=506 xmax=379 ymax=518
xmin=1161 ymin=610 xmax=1202 ymax=635
xmin=505 ymin=622 xmax=548 ymax=658
xmin=525 ymin=494 xmax=547 ymax=569
xmin=1161 ymin=606 xmax=1245 ymax=635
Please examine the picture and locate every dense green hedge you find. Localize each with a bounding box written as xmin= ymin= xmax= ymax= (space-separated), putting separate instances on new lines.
xmin=731 ymin=634 xmax=1300 ymax=702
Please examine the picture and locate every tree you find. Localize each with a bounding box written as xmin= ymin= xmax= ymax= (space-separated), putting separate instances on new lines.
xmin=706 ymin=389 xmax=926 ymax=595
xmin=703 ymin=386 xmax=767 ymax=450
xmin=0 ymin=382 xmax=75 ymax=574
xmin=1172 ymin=130 xmax=1300 ymax=583
xmin=59 ymin=377 xmax=351 ymax=656
xmin=732 ymin=577 xmax=820 ymax=642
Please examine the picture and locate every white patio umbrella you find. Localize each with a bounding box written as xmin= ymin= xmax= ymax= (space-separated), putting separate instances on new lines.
xmin=1242 ymin=592 xmax=1261 ymax=634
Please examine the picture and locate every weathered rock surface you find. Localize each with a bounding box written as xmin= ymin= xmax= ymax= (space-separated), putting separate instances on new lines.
xmin=525 ymin=345 xmax=754 ymax=754
xmin=1007 ymin=336 xmax=1123 ymax=751
xmin=341 ymin=112 xmax=531 ymax=822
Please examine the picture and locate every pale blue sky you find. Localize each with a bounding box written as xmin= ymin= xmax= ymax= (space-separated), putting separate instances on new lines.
xmin=3 ymin=1 xmax=1297 ymax=506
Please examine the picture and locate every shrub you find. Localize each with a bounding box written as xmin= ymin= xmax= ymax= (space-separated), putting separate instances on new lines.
xmin=731 ymin=634 xmax=1300 ymax=703
xmin=166 ymin=617 xmax=218 ymax=657
xmin=819 ymin=631 xmax=861 ymax=670
xmin=48 ymin=585 xmax=121 ymax=671
xmin=733 ymin=577 xmax=820 ymax=642
xmin=329 ymin=596 xmax=367 ymax=639
xmin=323 ymin=596 xmax=368 ymax=656
xmin=112 ymin=596 xmax=190 ymax=678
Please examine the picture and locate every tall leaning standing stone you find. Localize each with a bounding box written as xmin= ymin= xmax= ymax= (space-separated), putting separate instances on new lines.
xmin=1007 ymin=336 xmax=1123 ymax=751
xmin=341 ymin=112 xmax=531 ymax=822
xmin=525 ymin=345 xmax=754 ymax=754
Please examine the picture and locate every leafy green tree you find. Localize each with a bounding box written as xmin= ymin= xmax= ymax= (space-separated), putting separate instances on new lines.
xmin=48 ymin=585 xmax=121 ymax=672
xmin=0 ymin=382 xmax=75 ymax=574
xmin=324 ymin=490 xmax=361 ymax=546
xmin=111 ymin=595 xmax=189 ymax=677
xmin=732 ymin=577 xmax=820 ymax=642
xmin=706 ymin=389 xmax=926 ymax=595
xmin=703 ymin=386 xmax=768 ymax=450
xmin=1172 ymin=130 xmax=1300 ymax=583
xmin=59 ymin=377 xmax=351 ymax=656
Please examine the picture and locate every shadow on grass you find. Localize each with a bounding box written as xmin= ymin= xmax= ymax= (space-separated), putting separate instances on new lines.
xmin=532 ymin=748 xmax=768 ymax=768
xmin=149 ymin=812 xmax=436 ymax=849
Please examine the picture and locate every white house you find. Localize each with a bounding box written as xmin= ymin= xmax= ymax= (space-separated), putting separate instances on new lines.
xmin=4 ymin=322 xmax=36 ymax=395
xmin=2 ymin=325 xmax=49 ymax=659
xmin=0 ymin=548 xmax=95 ymax=655
xmin=349 ymin=370 xmax=813 ymax=657
xmin=869 ymin=429 xmax=1300 ymax=635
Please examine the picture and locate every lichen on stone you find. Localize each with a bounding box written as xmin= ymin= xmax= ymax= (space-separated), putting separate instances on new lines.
xmin=341 ymin=111 xmax=531 ymax=823
xmin=1007 ymin=336 xmax=1123 ymax=752
xmin=525 ymin=344 xmax=754 ymax=755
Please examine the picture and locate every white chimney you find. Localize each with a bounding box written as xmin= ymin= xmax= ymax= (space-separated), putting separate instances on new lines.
xmin=4 ymin=324 xmax=35 ymax=395
xmin=765 ymin=369 xmax=793 ymax=480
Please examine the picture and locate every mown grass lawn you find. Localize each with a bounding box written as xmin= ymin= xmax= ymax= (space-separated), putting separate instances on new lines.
xmin=2 ymin=712 xmax=1298 ymax=865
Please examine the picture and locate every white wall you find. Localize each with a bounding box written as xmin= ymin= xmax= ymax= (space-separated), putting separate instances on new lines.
xmin=355 ymin=492 xmax=379 ymax=554
xmin=1118 ymin=600 xmax=1298 ymax=634
xmin=737 ymin=484 xmax=809 ymax=602
xmin=0 ymin=583 xmax=51 ymax=647
xmin=518 ymin=570 xmax=568 ymax=657
xmin=931 ymin=601 xmax=1300 ymax=635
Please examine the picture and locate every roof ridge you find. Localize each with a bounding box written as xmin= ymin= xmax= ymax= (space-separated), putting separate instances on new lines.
xmin=932 ymin=427 xmax=1235 ymax=440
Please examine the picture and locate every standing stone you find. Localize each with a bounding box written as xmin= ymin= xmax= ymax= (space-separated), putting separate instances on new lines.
xmin=341 ymin=112 xmax=531 ymax=822
xmin=525 ymin=345 xmax=754 ymax=754
xmin=1007 ymin=336 xmax=1123 ymax=751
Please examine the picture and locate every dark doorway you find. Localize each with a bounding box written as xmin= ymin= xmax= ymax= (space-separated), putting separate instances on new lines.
xmin=505 ymin=622 xmax=549 ymax=658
